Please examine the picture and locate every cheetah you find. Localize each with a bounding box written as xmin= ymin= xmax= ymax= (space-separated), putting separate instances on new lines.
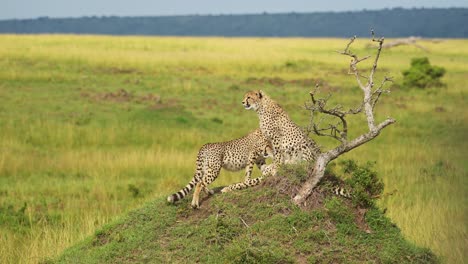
xmin=220 ymin=163 xmax=278 ymax=193
xmin=242 ymin=90 xmax=320 ymax=166
xmin=167 ymin=129 xmax=273 ymax=208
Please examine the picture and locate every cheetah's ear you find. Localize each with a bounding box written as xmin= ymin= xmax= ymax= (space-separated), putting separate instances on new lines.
xmin=257 ymin=90 xmax=263 ymax=99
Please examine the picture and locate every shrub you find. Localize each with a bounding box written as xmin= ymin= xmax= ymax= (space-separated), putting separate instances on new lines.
xmin=0 ymin=203 xmax=30 ymax=233
xmin=127 ymin=184 xmax=140 ymax=198
xmin=340 ymin=160 xmax=384 ymax=208
xmin=402 ymin=57 xmax=445 ymax=88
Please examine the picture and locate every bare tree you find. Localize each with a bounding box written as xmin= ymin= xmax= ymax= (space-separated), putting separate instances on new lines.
xmin=367 ymin=36 xmax=444 ymax=53
xmin=382 ymin=36 xmax=429 ymax=52
xmin=293 ymin=31 xmax=396 ymax=206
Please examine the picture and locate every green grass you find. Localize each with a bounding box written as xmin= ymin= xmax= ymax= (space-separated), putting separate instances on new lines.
xmin=53 ymin=175 xmax=437 ymax=263
xmin=0 ymin=35 xmax=466 ymax=263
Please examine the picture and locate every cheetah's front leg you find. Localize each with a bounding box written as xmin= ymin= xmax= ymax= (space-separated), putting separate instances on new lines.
xmin=221 ymin=163 xmax=276 ymax=193
xmin=221 ymin=156 xmax=257 ymax=193
xmin=243 ymin=153 xmax=259 ymax=182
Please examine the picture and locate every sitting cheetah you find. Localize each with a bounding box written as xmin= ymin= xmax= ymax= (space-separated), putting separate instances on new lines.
xmin=167 ymin=129 xmax=273 ymax=208
xmin=242 ymin=90 xmax=320 ymax=166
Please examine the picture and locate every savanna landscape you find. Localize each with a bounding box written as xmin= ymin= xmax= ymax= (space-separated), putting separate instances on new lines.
xmin=0 ymin=35 xmax=466 ymax=263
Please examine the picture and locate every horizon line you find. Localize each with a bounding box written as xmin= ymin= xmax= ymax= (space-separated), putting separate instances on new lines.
xmin=1 ymin=6 xmax=467 ymax=21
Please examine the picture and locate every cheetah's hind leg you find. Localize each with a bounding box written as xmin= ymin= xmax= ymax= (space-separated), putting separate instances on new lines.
xmin=191 ymin=165 xmax=221 ymax=208
xmin=191 ymin=182 xmax=203 ymax=209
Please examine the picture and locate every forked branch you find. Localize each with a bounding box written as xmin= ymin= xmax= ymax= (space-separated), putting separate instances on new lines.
xmin=305 ymin=84 xmax=349 ymax=143
xmin=293 ymin=31 xmax=396 ymax=206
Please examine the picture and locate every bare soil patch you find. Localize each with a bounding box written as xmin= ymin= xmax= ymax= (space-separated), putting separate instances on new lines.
xmin=243 ymin=77 xmax=339 ymax=92
xmin=80 ymin=89 xmax=181 ymax=110
xmin=244 ymin=76 xmax=316 ymax=87
xmin=95 ymin=67 xmax=142 ymax=75
xmin=434 ymin=106 xmax=446 ymax=112
xmin=261 ymin=173 xmax=372 ymax=233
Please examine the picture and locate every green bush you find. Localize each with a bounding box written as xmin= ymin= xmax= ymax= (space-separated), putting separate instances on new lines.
xmin=340 ymin=160 xmax=384 ymax=208
xmin=402 ymin=57 xmax=445 ymax=88
xmin=0 ymin=203 xmax=30 ymax=233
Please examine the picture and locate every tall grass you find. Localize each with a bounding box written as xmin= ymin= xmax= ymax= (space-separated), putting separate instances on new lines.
xmin=0 ymin=35 xmax=466 ymax=263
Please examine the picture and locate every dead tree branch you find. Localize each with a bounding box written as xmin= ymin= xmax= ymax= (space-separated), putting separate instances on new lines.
xmin=293 ymin=31 xmax=396 ymax=206
xmin=305 ymin=84 xmax=349 ymax=143
xmin=383 ymin=36 xmax=428 ymax=52
xmin=368 ymin=36 xmax=443 ymax=53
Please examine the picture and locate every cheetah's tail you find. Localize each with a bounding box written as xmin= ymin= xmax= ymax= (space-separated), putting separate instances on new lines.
xmin=167 ymin=179 xmax=197 ymax=203
xmin=167 ymin=153 xmax=204 ymax=203
xmin=332 ymin=186 xmax=352 ymax=199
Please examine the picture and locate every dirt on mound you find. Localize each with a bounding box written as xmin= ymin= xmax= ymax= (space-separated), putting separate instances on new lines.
xmin=261 ymin=173 xmax=372 ymax=233
xmin=261 ymin=173 xmax=331 ymax=210
xmin=176 ymin=173 xmax=372 ymax=234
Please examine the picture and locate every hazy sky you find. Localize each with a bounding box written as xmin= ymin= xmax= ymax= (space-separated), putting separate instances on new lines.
xmin=2 ymin=0 xmax=468 ymax=20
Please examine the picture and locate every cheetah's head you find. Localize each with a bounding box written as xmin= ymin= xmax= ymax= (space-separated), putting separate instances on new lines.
xmin=242 ymin=90 xmax=264 ymax=111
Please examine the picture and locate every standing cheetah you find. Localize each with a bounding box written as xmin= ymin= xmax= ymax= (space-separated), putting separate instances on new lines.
xmin=167 ymin=129 xmax=273 ymax=208
xmin=242 ymin=90 xmax=320 ymax=166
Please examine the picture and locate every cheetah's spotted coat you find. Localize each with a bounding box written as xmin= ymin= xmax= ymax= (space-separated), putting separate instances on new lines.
xmin=242 ymin=90 xmax=320 ymax=166
xmin=167 ymin=129 xmax=273 ymax=208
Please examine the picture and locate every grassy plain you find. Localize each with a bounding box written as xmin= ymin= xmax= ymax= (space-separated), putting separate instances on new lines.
xmin=0 ymin=35 xmax=466 ymax=263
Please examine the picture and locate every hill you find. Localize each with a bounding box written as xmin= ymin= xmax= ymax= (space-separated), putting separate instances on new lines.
xmin=53 ymin=163 xmax=437 ymax=263
xmin=0 ymin=8 xmax=467 ymax=37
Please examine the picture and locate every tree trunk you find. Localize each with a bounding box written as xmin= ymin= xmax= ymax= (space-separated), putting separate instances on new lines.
xmin=293 ymin=118 xmax=395 ymax=206
xmin=292 ymin=154 xmax=329 ymax=205
xmin=293 ymin=34 xmax=396 ymax=206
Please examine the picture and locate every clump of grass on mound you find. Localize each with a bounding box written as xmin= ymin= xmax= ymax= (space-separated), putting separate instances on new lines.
xmin=54 ymin=161 xmax=437 ymax=264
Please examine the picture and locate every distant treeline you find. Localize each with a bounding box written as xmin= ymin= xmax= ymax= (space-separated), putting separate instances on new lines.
xmin=1 ymin=8 xmax=467 ymax=38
